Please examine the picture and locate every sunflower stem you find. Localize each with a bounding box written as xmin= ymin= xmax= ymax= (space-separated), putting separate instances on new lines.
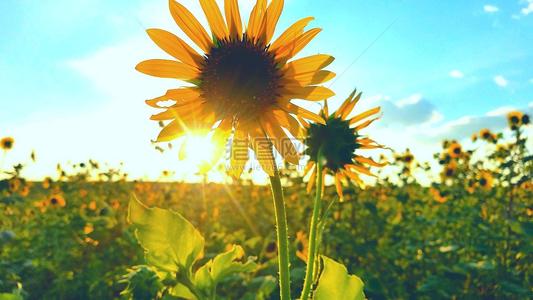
xmin=269 ymin=167 xmax=292 ymax=300
xmin=300 ymin=151 xmax=323 ymax=300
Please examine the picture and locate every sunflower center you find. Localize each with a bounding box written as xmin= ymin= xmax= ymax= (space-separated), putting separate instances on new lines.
xmin=199 ymin=38 xmax=282 ymax=119
xmin=305 ymin=116 xmax=359 ymax=171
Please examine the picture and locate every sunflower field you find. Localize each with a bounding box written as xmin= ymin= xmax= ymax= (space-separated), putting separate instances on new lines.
xmin=1 ymin=112 xmax=532 ymax=299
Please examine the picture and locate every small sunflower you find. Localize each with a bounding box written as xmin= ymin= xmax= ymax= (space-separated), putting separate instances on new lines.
xmin=507 ymin=111 xmax=523 ymax=129
xmin=137 ymin=0 xmax=336 ymax=177
xmin=447 ymin=141 xmax=462 ymax=159
xmin=1 ymin=137 xmax=14 ymax=151
xmin=479 ymin=128 xmax=496 ymax=143
xmin=471 ymin=133 xmax=478 ymax=142
xmin=303 ymin=90 xmax=385 ymax=199
xmin=478 ymin=171 xmax=493 ymax=190
xmin=442 ymin=161 xmax=457 ymax=179
xmin=48 ymin=194 xmax=66 ymax=207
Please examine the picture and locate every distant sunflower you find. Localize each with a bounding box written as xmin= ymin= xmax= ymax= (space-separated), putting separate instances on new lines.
xmin=448 ymin=141 xmax=462 ymax=159
xmin=507 ymin=111 xmax=523 ymax=129
xmin=442 ymin=161 xmax=457 ymax=179
xmin=478 ymin=128 xmax=496 ymax=143
xmin=137 ymin=0 xmax=336 ymax=177
xmin=478 ymin=171 xmax=493 ymax=190
xmin=303 ymin=90 xmax=385 ymax=199
xmin=1 ymin=137 xmax=14 ymax=151
xmin=48 ymin=194 xmax=66 ymax=207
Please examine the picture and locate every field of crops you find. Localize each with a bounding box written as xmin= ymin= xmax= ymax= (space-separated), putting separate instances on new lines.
xmin=1 ymin=115 xmax=531 ymax=299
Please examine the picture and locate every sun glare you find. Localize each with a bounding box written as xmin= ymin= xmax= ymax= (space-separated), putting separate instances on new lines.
xmin=181 ymin=135 xmax=217 ymax=167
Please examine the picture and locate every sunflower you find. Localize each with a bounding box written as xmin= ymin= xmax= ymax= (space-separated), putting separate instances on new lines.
xmin=478 ymin=171 xmax=493 ymax=190
xmin=442 ymin=161 xmax=457 ymax=179
xmin=137 ymin=0 xmax=336 ymax=177
xmin=303 ymin=90 xmax=385 ymax=199
xmin=471 ymin=133 xmax=478 ymax=142
xmin=507 ymin=111 xmax=523 ymax=129
xmin=479 ymin=128 xmax=496 ymax=143
xmin=447 ymin=141 xmax=462 ymax=159
xmin=1 ymin=137 xmax=14 ymax=151
xmin=48 ymin=194 xmax=66 ymax=207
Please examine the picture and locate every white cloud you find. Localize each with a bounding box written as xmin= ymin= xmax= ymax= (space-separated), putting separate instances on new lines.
xmin=483 ymin=5 xmax=499 ymax=13
xmin=449 ymin=70 xmax=464 ymax=78
xmin=494 ymin=75 xmax=508 ymax=87
xmin=522 ymin=0 xmax=533 ymax=15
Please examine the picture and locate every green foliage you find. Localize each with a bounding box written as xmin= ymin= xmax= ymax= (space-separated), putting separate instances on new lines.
xmin=314 ymin=256 xmax=364 ymax=300
xmin=128 ymin=197 xmax=256 ymax=299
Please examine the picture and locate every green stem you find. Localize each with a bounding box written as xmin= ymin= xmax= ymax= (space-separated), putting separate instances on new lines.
xmin=269 ymin=167 xmax=292 ymax=300
xmin=300 ymin=153 xmax=323 ymax=300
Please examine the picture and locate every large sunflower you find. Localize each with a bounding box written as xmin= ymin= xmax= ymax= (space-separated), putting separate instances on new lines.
xmin=136 ymin=0 xmax=335 ymax=177
xmin=303 ymin=90 xmax=385 ymax=199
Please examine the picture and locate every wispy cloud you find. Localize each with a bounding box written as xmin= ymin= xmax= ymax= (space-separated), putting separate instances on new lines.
xmin=522 ymin=0 xmax=533 ymax=15
xmin=494 ymin=75 xmax=508 ymax=87
xmin=483 ymin=4 xmax=499 ymax=13
xmin=449 ymin=70 xmax=464 ymax=78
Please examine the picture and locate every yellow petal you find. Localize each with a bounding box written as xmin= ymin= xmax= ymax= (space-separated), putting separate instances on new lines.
xmin=340 ymin=92 xmax=363 ymax=119
xmin=355 ymin=156 xmax=387 ymax=167
xmin=282 ymin=86 xmax=335 ymax=101
xmin=323 ymin=100 xmax=329 ymax=116
xmin=303 ymin=161 xmax=314 ymax=176
xmin=150 ymin=100 xmax=205 ymax=121
xmin=349 ymin=107 xmax=381 ymax=125
xmin=284 ymin=70 xmax=336 ymax=87
xmin=271 ymin=17 xmax=314 ymax=51
xmin=334 ymin=89 xmax=358 ymax=118
xmin=261 ymin=116 xmax=300 ymax=164
xmin=145 ymin=88 xmax=201 ymax=108
xmin=169 ymin=0 xmax=212 ymax=52
xmin=200 ymin=0 xmax=228 ymax=40
xmin=343 ymin=169 xmax=363 ymax=186
xmin=275 ymin=28 xmax=321 ymax=62
xmin=277 ymin=102 xmax=325 ymax=124
xmin=136 ymin=59 xmax=198 ymax=80
xmin=146 ymin=29 xmax=204 ymax=68
xmin=224 ymin=0 xmax=243 ymax=38
xmin=157 ymin=119 xmax=186 ymax=142
xmin=265 ymin=0 xmax=284 ymax=44
xmin=284 ymin=54 xmax=334 ymax=76
xmin=354 ymin=117 xmax=380 ymax=131
xmin=347 ymin=164 xmax=376 ymax=177
xmin=247 ymin=0 xmax=266 ymax=40
xmin=271 ymin=110 xmax=305 ymax=140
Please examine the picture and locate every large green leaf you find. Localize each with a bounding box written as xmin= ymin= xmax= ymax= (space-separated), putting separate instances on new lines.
xmin=314 ymin=256 xmax=365 ymax=300
xmin=128 ymin=195 xmax=204 ymax=273
xmin=194 ymin=245 xmax=257 ymax=290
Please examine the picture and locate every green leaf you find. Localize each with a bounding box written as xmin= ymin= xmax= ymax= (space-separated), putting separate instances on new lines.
xmin=0 ymin=294 xmax=23 ymax=300
xmin=194 ymin=245 xmax=256 ymax=290
xmin=314 ymin=256 xmax=365 ymax=300
xmin=128 ymin=195 xmax=205 ymax=273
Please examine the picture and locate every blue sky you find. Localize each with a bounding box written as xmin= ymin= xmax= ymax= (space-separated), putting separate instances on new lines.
xmin=1 ymin=0 xmax=532 ymax=180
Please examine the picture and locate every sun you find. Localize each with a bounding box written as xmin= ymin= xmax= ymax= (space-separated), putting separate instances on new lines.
xmin=181 ymin=135 xmax=217 ymax=168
